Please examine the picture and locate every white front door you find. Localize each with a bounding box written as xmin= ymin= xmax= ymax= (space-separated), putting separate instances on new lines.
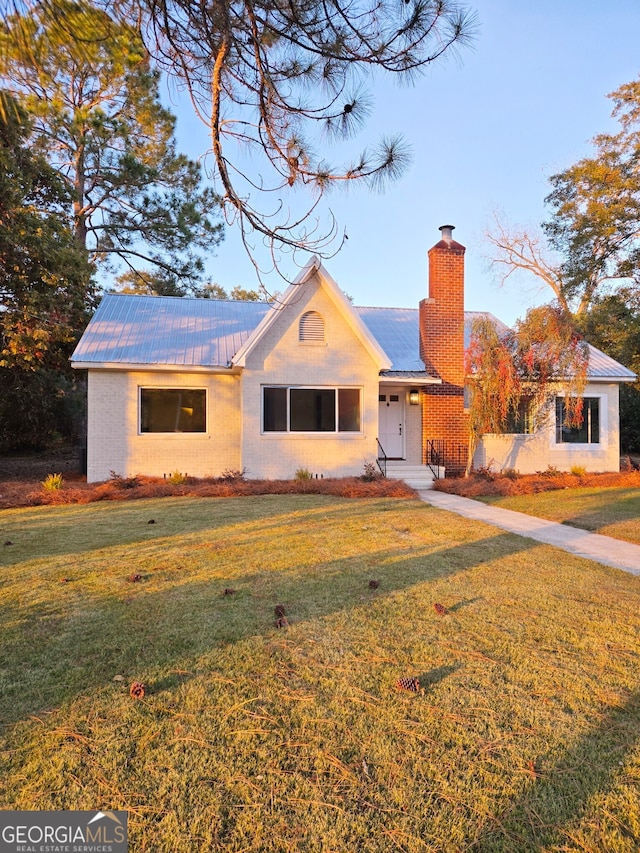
xmin=378 ymin=388 xmax=404 ymax=459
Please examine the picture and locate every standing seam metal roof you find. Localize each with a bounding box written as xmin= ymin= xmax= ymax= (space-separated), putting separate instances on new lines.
xmin=71 ymin=294 xmax=636 ymax=380
xmin=71 ymin=294 xmax=270 ymax=367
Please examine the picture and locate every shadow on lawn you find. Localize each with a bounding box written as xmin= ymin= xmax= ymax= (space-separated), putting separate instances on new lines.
xmin=0 ymin=526 xmax=536 ymax=727
xmin=557 ymin=488 xmax=640 ymax=537
xmin=470 ymin=687 xmax=640 ymax=852
xmin=0 ymin=494 xmax=382 ymax=567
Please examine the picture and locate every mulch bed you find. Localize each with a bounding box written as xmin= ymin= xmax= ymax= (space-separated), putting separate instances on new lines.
xmin=2 ymin=448 xmax=639 ymax=509
xmin=0 ymin=449 xmax=416 ymax=510
xmin=433 ymin=466 xmax=640 ymax=498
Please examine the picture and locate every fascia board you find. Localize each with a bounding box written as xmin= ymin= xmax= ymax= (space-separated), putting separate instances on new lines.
xmin=71 ymin=361 xmax=241 ymax=374
xmin=313 ymin=261 xmax=393 ymax=370
xmin=378 ymin=375 xmax=442 ymax=385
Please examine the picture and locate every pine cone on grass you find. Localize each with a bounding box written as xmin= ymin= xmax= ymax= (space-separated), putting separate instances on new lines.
xmin=129 ymin=681 xmax=146 ymax=699
xmin=395 ymin=676 xmax=421 ymax=693
xmin=433 ymin=602 xmax=448 ymax=615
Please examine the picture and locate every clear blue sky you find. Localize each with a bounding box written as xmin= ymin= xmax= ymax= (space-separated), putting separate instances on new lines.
xmin=165 ymin=0 xmax=640 ymax=325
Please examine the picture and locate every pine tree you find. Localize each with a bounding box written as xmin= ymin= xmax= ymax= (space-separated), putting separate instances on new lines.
xmin=0 ymin=0 xmax=223 ymax=292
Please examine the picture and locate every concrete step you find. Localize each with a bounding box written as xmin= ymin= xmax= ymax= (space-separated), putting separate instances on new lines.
xmin=384 ymin=464 xmax=442 ymax=490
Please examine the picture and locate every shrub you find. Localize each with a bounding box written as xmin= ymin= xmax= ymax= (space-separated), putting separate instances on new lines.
xmin=219 ymin=468 xmax=247 ymax=483
xmin=295 ymin=467 xmax=312 ymax=481
xmin=570 ymin=465 xmax=587 ymax=477
xmin=473 ymin=465 xmax=496 ymax=481
xmin=500 ymin=468 xmax=520 ymax=480
xmin=361 ymin=461 xmax=383 ymax=482
xmin=539 ymin=465 xmax=563 ymax=478
xmin=41 ymin=473 xmax=64 ymax=491
xmin=167 ymin=470 xmax=187 ymax=485
xmin=109 ymin=471 xmax=140 ymax=490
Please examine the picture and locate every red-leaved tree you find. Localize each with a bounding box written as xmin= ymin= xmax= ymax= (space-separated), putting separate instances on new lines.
xmin=465 ymin=304 xmax=589 ymax=476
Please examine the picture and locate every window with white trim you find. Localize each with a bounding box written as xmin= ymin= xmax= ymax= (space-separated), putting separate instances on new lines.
xmin=263 ymin=387 xmax=361 ymax=432
xmin=555 ymin=397 xmax=600 ymax=444
xmin=299 ymin=311 xmax=325 ymax=342
xmin=140 ymin=388 xmax=206 ymax=433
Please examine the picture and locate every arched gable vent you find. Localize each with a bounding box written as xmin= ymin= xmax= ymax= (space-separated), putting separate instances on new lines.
xmin=299 ymin=310 xmax=325 ymax=342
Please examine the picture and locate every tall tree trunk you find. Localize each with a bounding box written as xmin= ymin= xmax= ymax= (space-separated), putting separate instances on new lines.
xmin=73 ymin=139 xmax=87 ymax=252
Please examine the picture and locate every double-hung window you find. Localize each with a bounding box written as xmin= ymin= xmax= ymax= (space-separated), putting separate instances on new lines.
xmin=263 ymin=387 xmax=361 ymax=433
xmin=555 ymin=397 xmax=600 ymax=444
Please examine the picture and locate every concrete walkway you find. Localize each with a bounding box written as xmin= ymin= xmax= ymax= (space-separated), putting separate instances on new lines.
xmin=417 ymin=490 xmax=640 ymax=577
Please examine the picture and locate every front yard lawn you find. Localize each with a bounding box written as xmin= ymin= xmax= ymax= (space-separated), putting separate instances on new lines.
xmin=476 ymin=487 xmax=640 ymax=545
xmin=1 ymin=494 xmax=640 ymax=851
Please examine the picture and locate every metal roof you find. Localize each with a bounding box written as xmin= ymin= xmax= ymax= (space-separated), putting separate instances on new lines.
xmin=72 ymin=294 xmax=636 ymax=381
xmin=355 ymin=307 xmax=510 ymax=371
xmin=585 ymin=344 xmax=636 ymax=380
xmin=72 ymin=294 xmax=270 ymax=367
xmin=355 ymin=307 xmax=425 ymax=372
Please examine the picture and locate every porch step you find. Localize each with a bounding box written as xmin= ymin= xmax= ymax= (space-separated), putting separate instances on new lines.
xmin=384 ymin=463 xmax=441 ymax=490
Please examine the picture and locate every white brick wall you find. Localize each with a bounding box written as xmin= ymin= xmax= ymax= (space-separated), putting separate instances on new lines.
xmin=241 ymin=276 xmax=381 ymax=479
xmin=475 ymin=383 xmax=621 ymax=474
xmin=85 ymin=271 xmax=389 ymax=482
xmin=86 ymin=369 xmax=241 ymax=481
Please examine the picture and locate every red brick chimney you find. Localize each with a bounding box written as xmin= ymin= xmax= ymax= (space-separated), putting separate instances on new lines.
xmin=419 ymin=225 xmax=468 ymax=475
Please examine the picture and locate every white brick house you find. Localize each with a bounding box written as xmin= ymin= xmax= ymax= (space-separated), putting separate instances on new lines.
xmin=71 ymin=228 xmax=636 ymax=483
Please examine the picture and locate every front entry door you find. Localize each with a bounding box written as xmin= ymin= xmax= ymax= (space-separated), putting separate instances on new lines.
xmin=378 ymin=388 xmax=404 ymax=459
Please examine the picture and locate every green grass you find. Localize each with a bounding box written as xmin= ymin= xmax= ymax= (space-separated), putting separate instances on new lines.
xmin=1 ymin=494 xmax=640 ymax=851
xmin=477 ymin=487 xmax=640 ymax=545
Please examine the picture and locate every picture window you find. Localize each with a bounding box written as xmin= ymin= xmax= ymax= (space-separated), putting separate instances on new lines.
xmin=140 ymin=388 xmax=206 ymax=433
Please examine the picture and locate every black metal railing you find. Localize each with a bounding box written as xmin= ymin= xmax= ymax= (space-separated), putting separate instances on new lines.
xmin=424 ymin=440 xmax=467 ymax=479
xmin=376 ymin=438 xmax=387 ymax=477
xmin=425 ymin=439 xmax=443 ymax=479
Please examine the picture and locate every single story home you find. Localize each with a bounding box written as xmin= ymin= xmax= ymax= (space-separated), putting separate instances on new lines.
xmin=71 ymin=226 xmax=636 ymax=485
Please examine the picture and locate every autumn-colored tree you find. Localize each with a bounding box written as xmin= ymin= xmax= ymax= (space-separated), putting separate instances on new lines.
xmin=465 ymin=305 xmax=589 ymax=475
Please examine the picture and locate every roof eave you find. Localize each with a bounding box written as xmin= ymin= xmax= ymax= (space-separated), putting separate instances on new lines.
xmin=378 ymin=374 xmax=442 ymax=385
xmin=71 ymin=361 xmax=241 ymax=374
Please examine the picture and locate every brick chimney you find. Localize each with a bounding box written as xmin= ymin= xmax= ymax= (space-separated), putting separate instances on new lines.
xmin=419 ymin=225 xmax=467 ymax=475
